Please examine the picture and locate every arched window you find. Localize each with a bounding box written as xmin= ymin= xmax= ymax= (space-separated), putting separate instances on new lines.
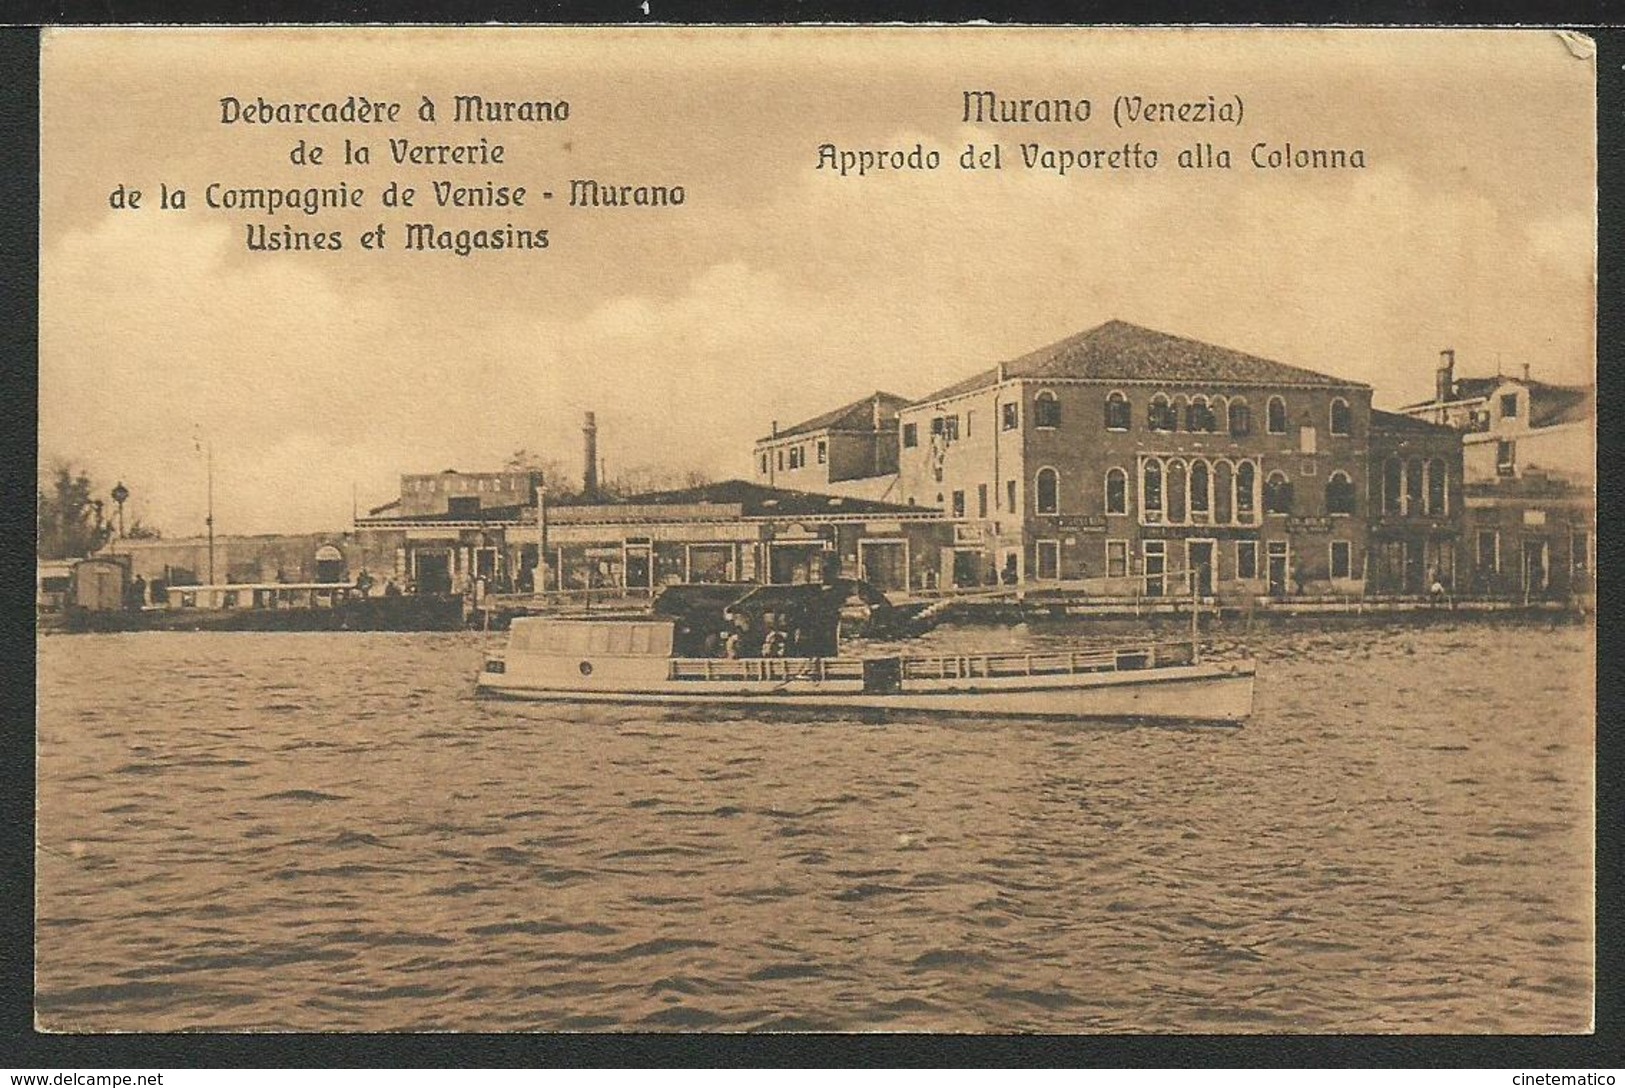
xmin=1189 ymin=460 xmax=1211 ymax=519
xmin=1405 ymin=459 xmax=1424 ymax=515
xmin=1034 ymin=390 xmax=1061 ymax=429
xmin=1214 ymin=461 xmax=1234 ymax=524
xmin=1264 ymin=471 xmax=1294 ymax=515
xmin=1236 ymin=461 xmax=1257 ymax=521
xmin=1167 ymin=459 xmax=1188 ymax=522
xmin=1330 ymin=397 xmax=1352 ymax=436
xmin=1185 ymin=397 xmax=1217 ymax=433
xmin=1326 ymin=471 xmax=1356 ymax=515
xmin=1143 ymin=459 xmax=1163 ymax=520
xmin=1035 ymin=467 xmax=1059 ymax=514
xmin=1383 ymin=457 xmax=1403 ymax=515
xmin=1426 ymin=458 xmax=1448 ymax=515
xmin=1267 ymin=396 xmax=1287 ymax=435
xmin=1105 ymin=468 xmax=1128 ymax=515
xmin=1228 ymin=399 xmax=1251 ymax=436
xmin=1104 ymin=391 xmax=1131 ymax=431
xmin=1148 ymin=393 xmax=1177 ymax=432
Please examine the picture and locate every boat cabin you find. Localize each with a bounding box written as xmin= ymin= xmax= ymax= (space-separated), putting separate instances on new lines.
xmin=507 ymin=617 xmax=676 ymax=659
xmin=651 ymin=579 xmax=889 ymax=657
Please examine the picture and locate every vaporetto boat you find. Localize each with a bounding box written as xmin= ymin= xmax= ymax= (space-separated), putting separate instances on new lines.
xmin=474 ymin=583 xmax=1254 ymax=723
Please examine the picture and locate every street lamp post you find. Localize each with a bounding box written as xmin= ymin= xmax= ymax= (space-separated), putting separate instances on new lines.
xmin=111 ymin=481 xmax=129 ymax=539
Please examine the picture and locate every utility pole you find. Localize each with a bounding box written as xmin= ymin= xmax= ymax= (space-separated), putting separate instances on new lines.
xmin=206 ymin=442 xmax=216 ymax=588
xmin=535 ymin=478 xmax=549 ymax=594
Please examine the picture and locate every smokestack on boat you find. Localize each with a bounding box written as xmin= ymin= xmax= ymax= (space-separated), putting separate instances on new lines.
xmin=582 ymin=412 xmax=598 ymax=499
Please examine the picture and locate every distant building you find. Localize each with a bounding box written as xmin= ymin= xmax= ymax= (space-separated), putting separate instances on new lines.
xmin=753 ymin=391 xmax=910 ymax=501
xmin=1397 ymin=350 xmax=1593 ymax=598
xmin=893 ymin=320 xmax=1375 ymax=595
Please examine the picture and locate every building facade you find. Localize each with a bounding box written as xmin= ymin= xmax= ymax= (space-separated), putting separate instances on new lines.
xmin=356 ymin=475 xmax=951 ymax=596
xmin=1397 ymin=350 xmax=1593 ymax=599
xmin=753 ymin=392 xmax=910 ymax=500
xmin=893 ymin=320 xmax=1375 ymax=596
xmin=1365 ymin=410 xmax=1465 ymax=593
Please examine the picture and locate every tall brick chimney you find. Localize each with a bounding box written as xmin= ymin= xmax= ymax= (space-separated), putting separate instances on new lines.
xmin=1436 ymin=349 xmax=1455 ymax=403
xmin=581 ymin=411 xmax=598 ymax=499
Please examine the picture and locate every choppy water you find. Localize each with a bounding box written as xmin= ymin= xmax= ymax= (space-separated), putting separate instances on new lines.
xmin=35 ymin=620 xmax=1593 ymax=1032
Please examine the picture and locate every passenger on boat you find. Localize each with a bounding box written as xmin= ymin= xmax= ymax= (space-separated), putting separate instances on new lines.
xmin=761 ymin=626 xmax=787 ymax=657
xmin=724 ymin=628 xmax=743 ymax=658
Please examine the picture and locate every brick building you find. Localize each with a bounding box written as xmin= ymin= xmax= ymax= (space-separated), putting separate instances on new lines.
xmin=1365 ymin=410 xmax=1465 ymax=593
xmin=893 ymin=320 xmax=1375 ymax=596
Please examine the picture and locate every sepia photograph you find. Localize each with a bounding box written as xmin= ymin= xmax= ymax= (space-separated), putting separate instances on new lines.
xmin=33 ymin=26 xmax=1596 ymax=1034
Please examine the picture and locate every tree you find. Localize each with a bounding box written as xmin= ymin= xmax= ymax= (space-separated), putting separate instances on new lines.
xmin=601 ymin=465 xmax=713 ymax=499
xmin=125 ymin=519 xmax=162 ymax=540
xmin=504 ymin=450 xmax=580 ymax=499
xmin=37 ymin=462 xmax=112 ymax=559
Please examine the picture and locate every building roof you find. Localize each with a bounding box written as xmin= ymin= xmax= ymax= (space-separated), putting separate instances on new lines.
xmin=764 ymin=391 xmax=912 ymax=441
xmin=359 ymin=502 xmax=531 ymax=524
xmin=1529 ymin=382 xmax=1594 ymax=428
xmin=355 ymin=479 xmax=932 ymax=526
xmin=605 ymin=478 xmax=925 ymax=518
xmin=1370 ymin=408 xmax=1458 ymax=435
xmin=913 ymin=320 xmax=1364 ymax=405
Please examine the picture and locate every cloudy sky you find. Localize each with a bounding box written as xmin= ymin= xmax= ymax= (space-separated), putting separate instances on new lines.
xmin=41 ymin=28 xmax=1595 ymax=535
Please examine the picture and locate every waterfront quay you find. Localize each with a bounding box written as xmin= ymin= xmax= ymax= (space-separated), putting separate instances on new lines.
xmin=50 ymin=320 xmax=1591 ymax=634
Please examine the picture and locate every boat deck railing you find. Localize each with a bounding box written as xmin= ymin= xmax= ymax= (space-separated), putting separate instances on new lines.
xmin=897 ymin=642 xmax=1192 ymax=680
xmin=667 ymin=642 xmax=1197 ymax=684
xmin=669 ymin=657 xmax=867 ymax=682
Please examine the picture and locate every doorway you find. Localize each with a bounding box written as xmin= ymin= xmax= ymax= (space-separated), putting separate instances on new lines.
xmin=1266 ymin=541 xmax=1289 ymax=597
xmin=1186 ymin=539 xmax=1216 ymax=596
xmin=624 ymin=544 xmax=653 ymax=591
xmin=1035 ymin=539 xmax=1061 ymax=581
xmin=858 ymin=539 xmax=909 ymax=592
xmin=1143 ymin=541 xmax=1166 ymax=597
xmin=1404 ymin=540 xmax=1426 ymax=594
xmin=770 ymin=543 xmax=825 ymax=585
xmin=952 ymin=548 xmax=983 ymax=588
xmin=1522 ymin=539 xmax=1548 ymax=596
xmin=314 ymin=544 xmax=346 ymax=584
xmin=414 ymin=550 xmax=453 ymax=595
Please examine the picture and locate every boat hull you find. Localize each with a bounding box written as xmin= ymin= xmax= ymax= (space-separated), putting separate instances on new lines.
xmin=475 ymin=661 xmax=1254 ymax=723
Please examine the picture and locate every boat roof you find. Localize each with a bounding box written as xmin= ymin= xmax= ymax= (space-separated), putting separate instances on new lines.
xmin=653 ymin=579 xmax=891 ymax=621
xmin=508 ymin=615 xmax=676 ymax=657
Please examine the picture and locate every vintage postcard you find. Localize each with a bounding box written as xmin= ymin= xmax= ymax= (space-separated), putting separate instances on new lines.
xmin=35 ymin=27 xmax=1595 ymax=1033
